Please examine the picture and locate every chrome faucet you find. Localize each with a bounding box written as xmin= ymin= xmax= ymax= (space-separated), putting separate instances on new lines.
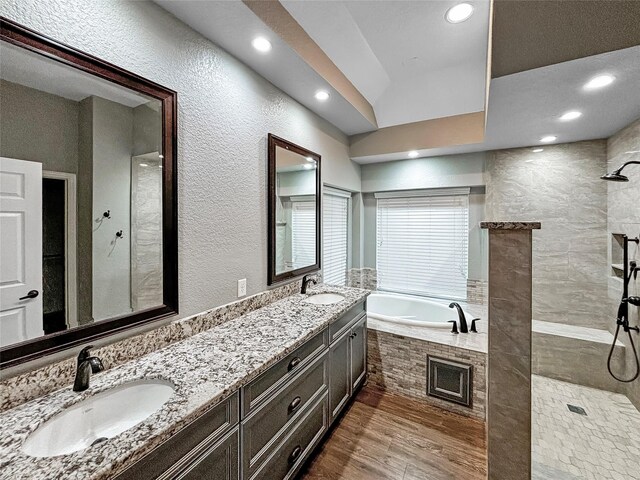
xmin=73 ymin=345 xmax=104 ymax=392
xmin=449 ymin=302 xmax=469 ymax=333
xmin=301 ymin=274 xmax=317 ymax=294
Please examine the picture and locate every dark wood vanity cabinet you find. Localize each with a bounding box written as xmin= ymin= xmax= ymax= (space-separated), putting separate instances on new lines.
xmin=329 ymin=312 xmax=367 ymax=422
xmin=113 ymin=393 xmax=239 ymax=480
xmin=113 ymin=301 xmax=366 ymax=480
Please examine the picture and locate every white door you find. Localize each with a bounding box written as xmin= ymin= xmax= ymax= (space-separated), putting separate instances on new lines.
xmin=0 ymin=157 xmax=43 ymax=347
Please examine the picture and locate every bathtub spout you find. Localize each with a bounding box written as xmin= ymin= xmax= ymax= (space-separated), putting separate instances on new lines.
xmin=449 ymin=303 xmax=469 ymax=333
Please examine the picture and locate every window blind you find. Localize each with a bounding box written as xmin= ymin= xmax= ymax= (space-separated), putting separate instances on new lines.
xmin=291 ymin=201 xmax=316 ymax=269
xmin=376 ymin=193 xmax=469 ymax=300
xmin=323 ymin=190 xmax=349 ymax=286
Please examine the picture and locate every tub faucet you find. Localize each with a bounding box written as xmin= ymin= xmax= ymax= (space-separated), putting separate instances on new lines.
xmin=449 ymin=303 xmax=469 ymax=333
xmin=301 ymin=274 xmax=317 ymax=294
xmin=73 ymin=345 xmax=104 ymax=392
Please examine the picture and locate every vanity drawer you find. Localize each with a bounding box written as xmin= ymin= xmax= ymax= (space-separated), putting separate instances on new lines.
xmin=250 ymin=392 xmax=328 ymax=480
xmin=329 ymin=301 xmax=365 ymax=344
xmin=242 ymin=351 xmax=327 ymax=476
xmin=113 ymin=392 xmax=238 ymax=480
xmin=242 ymin=328 xmax=328 ymax=415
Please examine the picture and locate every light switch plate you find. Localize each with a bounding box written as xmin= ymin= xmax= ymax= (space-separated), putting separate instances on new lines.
xmin=237 ymin=278 xmax=247 ymax=297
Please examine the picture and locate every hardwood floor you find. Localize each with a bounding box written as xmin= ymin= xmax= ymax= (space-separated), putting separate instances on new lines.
xmin=299 ymin=387 xmax=487 ymax=480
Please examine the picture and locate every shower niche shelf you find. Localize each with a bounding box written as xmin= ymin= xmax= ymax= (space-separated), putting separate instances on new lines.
xmin=610 ymin=233 xmax=640 ymax=280
xmin=611 ymin=233 xmax=626 ymax=280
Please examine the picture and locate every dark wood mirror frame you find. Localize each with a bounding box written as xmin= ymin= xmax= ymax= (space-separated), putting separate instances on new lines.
xmin=267 ymin=134 xmax=321 ymax=285
xmin=0 ymin=18 xmax=178 ymax=369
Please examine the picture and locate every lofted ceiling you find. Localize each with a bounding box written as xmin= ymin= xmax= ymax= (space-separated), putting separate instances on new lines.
xmin=281 ymin=0 xmax=490 ymax=128
xmin=155 ymin=0 xmax=639 ymax=163
xmin=353 ymin=45 xmax=640 ymax=163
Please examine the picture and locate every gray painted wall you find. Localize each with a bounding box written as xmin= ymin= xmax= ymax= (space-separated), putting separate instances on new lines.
xmin=486 ymin=140 xmax=610 ymax=329
xmin=0 ymin=0 xmax=361 ymax=366
xmin=0 ymin=79 xmax=79 ymax=173
xmin=90 ymin=96 xmax=133 ymax=320
xmin=360 ymin=152 xmax=486 ymax=193
xmin=606 ymin=118 xmax=640 ymax=409
xmin=132 ymin=102 xmax=162 ymax=157
xmin=358 ymin=152 xmax=489 ymax=282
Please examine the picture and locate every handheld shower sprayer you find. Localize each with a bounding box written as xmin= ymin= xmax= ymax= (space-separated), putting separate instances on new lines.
xmin=607 ymin=237 xmax=640 ymax=383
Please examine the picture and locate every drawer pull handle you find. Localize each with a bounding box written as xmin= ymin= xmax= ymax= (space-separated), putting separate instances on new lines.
xmin=288 ymin=396 xmax=302 ymax=413
xmin=288 ymin=357 xmax=302 ymax=371
xmin=288 ymin=445 xmax=302 ymax=465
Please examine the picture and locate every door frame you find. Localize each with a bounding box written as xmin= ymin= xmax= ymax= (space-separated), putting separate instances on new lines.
xmin=43 ymin=170 xmax=78 ymax=329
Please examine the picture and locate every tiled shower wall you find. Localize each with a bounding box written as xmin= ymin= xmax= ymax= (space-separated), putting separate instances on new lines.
xmin=607 ymin=117 xmax=640 ymax=410
xmin=486 ymin=141 xmax=610 ymax=329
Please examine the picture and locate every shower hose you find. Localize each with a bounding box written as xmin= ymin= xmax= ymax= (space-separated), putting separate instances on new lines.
xmin=607 ymin=323 xmax=640 ymax=383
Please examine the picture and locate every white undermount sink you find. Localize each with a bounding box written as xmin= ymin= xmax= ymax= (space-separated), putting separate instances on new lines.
xmin=22 ymin=379 xmax=175 ymax=458
xmin=303 ymin=293 xmax=345 ymax=305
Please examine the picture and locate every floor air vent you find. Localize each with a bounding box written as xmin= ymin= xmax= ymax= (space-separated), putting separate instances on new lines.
xmin=427 ymin=356 xmax=472 ymax=407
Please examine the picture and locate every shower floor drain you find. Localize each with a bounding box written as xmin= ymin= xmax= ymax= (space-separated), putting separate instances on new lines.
xmin=567 ymin=404 xmax=587 ymax=416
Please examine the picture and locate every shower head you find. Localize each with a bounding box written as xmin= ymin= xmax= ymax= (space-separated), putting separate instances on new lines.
xmin=601 ymin=160 xmax=640 ymax=181
xmin=601 ymin=171 xmax=629 ymax=182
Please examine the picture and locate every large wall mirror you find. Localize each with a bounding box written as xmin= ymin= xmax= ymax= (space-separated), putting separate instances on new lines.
xmin=268 ymin=134 xmax=321 ymax=285
xmin=0 ymin=18 xmax=177 ymax=368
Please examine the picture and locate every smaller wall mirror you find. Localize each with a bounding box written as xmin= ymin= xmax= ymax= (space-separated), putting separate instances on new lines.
xmin=268 ymin=134 xmax=321 ymax=285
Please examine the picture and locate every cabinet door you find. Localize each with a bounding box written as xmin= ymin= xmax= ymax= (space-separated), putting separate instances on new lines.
xmin=174 ymin=429 xmax=239 ymax=480
xmin=350 ymin=317 xmax=367 ymax=391
xmin=329 ymin=329 xmax=351 ymax=423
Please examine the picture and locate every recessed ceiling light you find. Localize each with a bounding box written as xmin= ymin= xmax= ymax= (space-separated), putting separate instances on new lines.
xmin=532 ymin=148 xmax=544 ymax=153
xmin=559 ymin=111 xmax=582 ymax=121
xmin=306 ymin=156 xmax=315 ymax=162
xmin=251 ymin=37 xmax=272 ymax=53
xmin=303 ymin=164 xmax=313 ymax=170
xmin=315 ymin=90 xmax=330 ymax=101
xmin=540 ymin=136 xmax=557 ymax=143
xmin=139 ymin=163 xmax=149 ymax=167
xmin=584 ymin=74 xmax=615 ymax=90
xmin=408 ymin=150 xmax=419 ymax=158
xmin=445 ymin=3 xmax=474 ymax=23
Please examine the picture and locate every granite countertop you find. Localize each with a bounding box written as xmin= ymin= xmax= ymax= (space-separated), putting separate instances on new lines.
xmin=0 ymin=285 xmax=369 ymax=480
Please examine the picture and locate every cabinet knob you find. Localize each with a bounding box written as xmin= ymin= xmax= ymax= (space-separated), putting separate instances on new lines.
xmin=288 ymin=357 xmax=302 ymax=371
xmin=288 ymin=396 xmax=302 ymax=413
xmin=288 ymin=445 xmax=302 ymax=465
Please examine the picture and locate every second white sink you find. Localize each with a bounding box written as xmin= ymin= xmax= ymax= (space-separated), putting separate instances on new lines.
xmin=22 ymin=379 xmax=175 ymax=458
xmin=303 ymin=293 xmax=345 ymax=305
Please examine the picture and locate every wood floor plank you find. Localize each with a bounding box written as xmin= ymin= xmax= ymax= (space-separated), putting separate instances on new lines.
xmin=299 ymin=387 xmax=487 ymax=480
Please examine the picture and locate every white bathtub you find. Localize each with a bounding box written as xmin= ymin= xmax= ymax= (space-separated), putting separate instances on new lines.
xmin=367 ymin=293 xmax=471 ymax=329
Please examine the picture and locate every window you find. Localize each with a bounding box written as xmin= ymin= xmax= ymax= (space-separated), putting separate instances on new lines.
xmin=376 ymin=189 xmax=469 ymax=299
xmin=323 ymin=188 xmax=350 ymax=286
xmin=291 ymin=200 xmax=316 ymax=269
